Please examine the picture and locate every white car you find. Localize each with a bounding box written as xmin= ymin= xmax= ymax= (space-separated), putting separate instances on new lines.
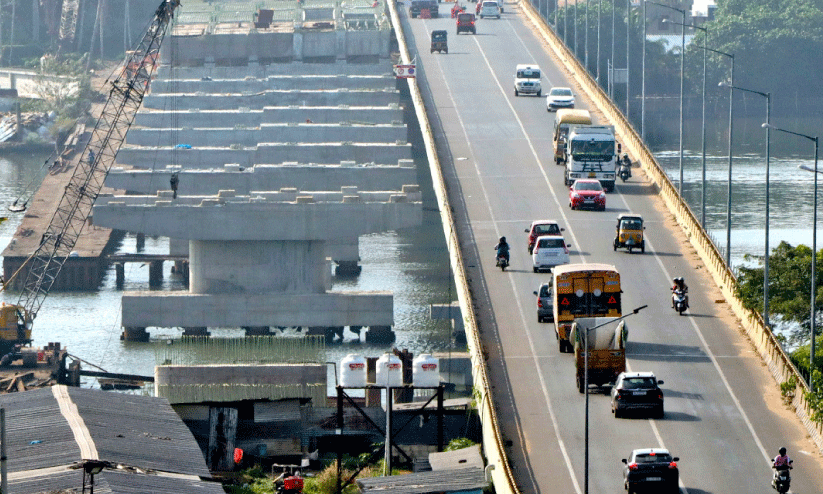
xmin=479 ymin=0 xmax=501 ymax=18
xmin=546 ymin=87 xmax=575 ymax=111
xmin=531 ymin=235 xmax=570 ymax=273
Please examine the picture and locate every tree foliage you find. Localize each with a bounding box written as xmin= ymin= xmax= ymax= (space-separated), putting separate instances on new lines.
xmin=693 ymin=0 xmax=823 ymax=97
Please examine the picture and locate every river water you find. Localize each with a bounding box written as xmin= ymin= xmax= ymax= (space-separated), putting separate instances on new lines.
xmin=0 ymin=128 xmax=817 ymax=380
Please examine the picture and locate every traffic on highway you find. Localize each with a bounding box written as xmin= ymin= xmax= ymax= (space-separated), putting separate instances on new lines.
xmin=401 ymin=1 xmax=823 ymax=492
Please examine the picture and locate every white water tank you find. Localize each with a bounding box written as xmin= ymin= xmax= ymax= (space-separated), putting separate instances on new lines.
xmin=413 ymin=353 xmax=440 ymax=387
xmin=375 ymin=353 xmax=403 ymax=387
xmin=340 ymin=354 xmax=367 ymax=388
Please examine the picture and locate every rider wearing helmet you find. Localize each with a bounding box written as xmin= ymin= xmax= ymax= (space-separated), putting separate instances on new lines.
xmin=773 ymin=447 xmax=793 ymax=471
xmin=495 ymin=236 xmax=510 ymax=263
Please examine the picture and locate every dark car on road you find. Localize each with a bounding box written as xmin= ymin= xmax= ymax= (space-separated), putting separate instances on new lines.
xmin=610 ymin=371 xmax=664 ymax=418
xmin=533 ymin=282 xmax=553 ymax=323
xmin=456 ymin=12 xmax=476 ymax=34
xmin=621 ymin=448 xmax=680 ymax=494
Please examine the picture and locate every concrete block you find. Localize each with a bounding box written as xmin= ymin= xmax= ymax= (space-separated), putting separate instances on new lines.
xmin=121 ymin=291 xmax=394 ymax=327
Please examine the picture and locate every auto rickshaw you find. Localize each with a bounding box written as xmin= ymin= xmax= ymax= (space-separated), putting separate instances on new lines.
xmin=430 ymin=30 xmax=448 ymax=54
xmin=613 ymin=213 xmax=645 ymax=253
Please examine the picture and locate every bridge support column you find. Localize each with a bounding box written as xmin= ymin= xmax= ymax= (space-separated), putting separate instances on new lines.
xmin=149 ymin=260 xmax=163 ymax=287
xmin=115 ymin=263 xmax=125 ymax=289
xmin=243 ymin=326 xmax=271 ymax=336
xmin=182 ymin=327 xmax=210 ymax=337
xmin=122 ymin=327 xmax=149 ymax=342
xmin=334 ymin=261 xmax=362 ymax=276
xmin=136 ymin=233 xmax=145 ymax=251
xmin=365 ymin=325 xmax=395 ymax=343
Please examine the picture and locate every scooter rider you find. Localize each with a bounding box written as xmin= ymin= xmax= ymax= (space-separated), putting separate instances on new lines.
xmin=671 ymin=277 xmax=689 ymax=309
xmin=495 ymin=236 xmax=510 ymax=264
xmin=773 ymin=447 xmax=793 ymax=472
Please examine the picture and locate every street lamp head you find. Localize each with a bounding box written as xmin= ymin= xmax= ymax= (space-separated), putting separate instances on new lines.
xmin=762 ymin=123 xmax=774 ymax=129
xmin=719 ymin=81 xmax=730 ymax=88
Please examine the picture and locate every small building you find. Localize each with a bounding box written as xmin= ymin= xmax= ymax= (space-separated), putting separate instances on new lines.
xmin=0 ymin=385 xmax=224 ymax=493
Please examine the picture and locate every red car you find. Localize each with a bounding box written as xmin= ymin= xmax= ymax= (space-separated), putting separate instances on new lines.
xmin=525 ymin=219 xmax=564 ymax=254
xmin=569 ymin=179 xmax=606 ymax=210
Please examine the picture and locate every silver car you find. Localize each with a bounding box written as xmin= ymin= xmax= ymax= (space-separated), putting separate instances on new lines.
xmin=533 ymin=282 xmax=553 ymax=323
xmin=531 ymin=235 xmax=570 ymax=273
xmin=546 ymin=87 xmax=575 ymax=111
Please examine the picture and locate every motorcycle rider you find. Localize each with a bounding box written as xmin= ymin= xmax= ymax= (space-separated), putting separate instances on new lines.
xmin=494 ymin=236 xmax=510 ymax=265
xmin=671 ymin=277 xmax=689 ymax=309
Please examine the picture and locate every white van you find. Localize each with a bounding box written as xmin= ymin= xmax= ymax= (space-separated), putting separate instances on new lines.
xmin=480 ymin=0 xmax=501 ymax=18
xmin=514 ymin=64 xmax=542 ymax=97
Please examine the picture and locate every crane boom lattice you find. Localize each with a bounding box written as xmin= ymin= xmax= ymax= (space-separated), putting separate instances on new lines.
xmin=16 ymin=0 xmax=180 ymax=327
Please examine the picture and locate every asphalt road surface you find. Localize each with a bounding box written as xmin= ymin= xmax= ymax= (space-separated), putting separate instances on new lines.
xmin=400 ymin=1 xmax=823 ymax=493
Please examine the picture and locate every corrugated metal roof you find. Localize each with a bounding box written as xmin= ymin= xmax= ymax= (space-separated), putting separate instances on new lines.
xmin=66 ymin=387 xmax=212 ymax=477
xmin=0 ymin=388 xmax=81 ymax=473
xmin=0 ymin=386 xmax=219 ymax=493
xmin=356 ymin=467 xmax=487 ymax=493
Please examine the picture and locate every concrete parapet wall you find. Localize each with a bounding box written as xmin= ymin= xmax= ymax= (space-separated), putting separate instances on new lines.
xmin=121 ymin=291 xmax=394 ymax=327
xmin=134 ymin=106 xmax=403 ymax=128
xmin=93 ymin=198 xmax=422 ymax=240
xmin=125 ymin=123 xmax=407 ymax=147
xmin=116 ymin=143 xmax=412 ymax=168
xmin=142 ymin=89 xmax=401 ymax=110
xmin=106 ymin=162 xmax=417 ymax=194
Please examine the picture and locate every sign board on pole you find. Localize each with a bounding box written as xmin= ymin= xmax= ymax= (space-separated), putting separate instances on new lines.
xmin=394 ymin=64 xmax=416 ymax=79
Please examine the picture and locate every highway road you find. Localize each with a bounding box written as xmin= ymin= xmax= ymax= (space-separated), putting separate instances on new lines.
xmin=400 ymin=2 xmax=823 ymax=493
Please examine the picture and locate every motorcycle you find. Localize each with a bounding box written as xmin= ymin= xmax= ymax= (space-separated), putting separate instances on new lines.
xmin=672 ymin=288 xmax=687 ymax=315
xmin=772 ymin=466 xmax=791 ymax=493
xmin=618 ymin=155 xmax=632 ymax=182
xmin=496 ymin=252 xmax=509 ymax=271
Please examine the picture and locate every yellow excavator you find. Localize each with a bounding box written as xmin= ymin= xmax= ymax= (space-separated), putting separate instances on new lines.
xmin=0 ymin=0 xmax=181 ymax=356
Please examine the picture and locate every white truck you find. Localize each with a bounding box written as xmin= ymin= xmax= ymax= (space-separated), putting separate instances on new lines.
xmin=563 ymin=125 xmax=617 ymax=192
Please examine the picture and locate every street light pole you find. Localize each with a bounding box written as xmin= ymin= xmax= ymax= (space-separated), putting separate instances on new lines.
xmin=641 ymin=0 xmax=646 ymax=140
xmin=653 ymin=3 xmax=686 ymax=193
xmin=597 ymin=0 xmax=601 ymax=84
xmin=770 ymin=126 xmax=819 ymax=391
xmin=585 ymin=0 xmax=590 ymax=71
xmin=583 ymin=305 xmax=647 ymax=494
xmin=722 ymin=83 xmax=771 ymax=325
xmin=704 ymin=49 xmax=735 ymax=264
xmin=626 ymin=0 xmax=631 ymax=116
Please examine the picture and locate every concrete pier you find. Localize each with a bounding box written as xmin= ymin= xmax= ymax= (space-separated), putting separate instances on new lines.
xmin=93 ymin=188 xmax=421 ymax=337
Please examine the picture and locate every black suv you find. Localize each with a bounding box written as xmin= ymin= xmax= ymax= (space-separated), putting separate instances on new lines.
xmin=610 ymin=371 xmax=664 ymax=418
xmin=622 ymin=448 xmax=680 ymax=494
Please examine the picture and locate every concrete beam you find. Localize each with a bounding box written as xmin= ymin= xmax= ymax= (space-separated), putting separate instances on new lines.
xmin=106 ymin=161 xmax=417 ymax=195
xmin=125 ymin=123 xmax=407 ymax=147
xmin=115 ymin=142 xmax=412 ymax=168
xmin=142 ymin=89 xmax=401 ymax=111
xmin=121 ymin=291 xmax=394 ymax=327
xmin=133 ymin=106 xmax=403 ymax=128
xmin=158 ymin=60 xmax=393 ymax=80
xmin=92 ymin=188 xmax=422 ymax=240
xmin=149 ymin=75 xmax=395 ymax=94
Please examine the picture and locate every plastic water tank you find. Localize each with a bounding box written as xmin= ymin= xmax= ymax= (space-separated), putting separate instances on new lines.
xmin=340 ymin=354 xmax=367 ymax=388
xmin=413 ymin=353 xmax=440 ymax=387
xmin=375 ymin=353 xmax=403 ymax=387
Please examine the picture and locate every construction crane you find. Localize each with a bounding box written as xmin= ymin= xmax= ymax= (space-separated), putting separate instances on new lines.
xmin=0 ymin=0 xmax=181 ymax=353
